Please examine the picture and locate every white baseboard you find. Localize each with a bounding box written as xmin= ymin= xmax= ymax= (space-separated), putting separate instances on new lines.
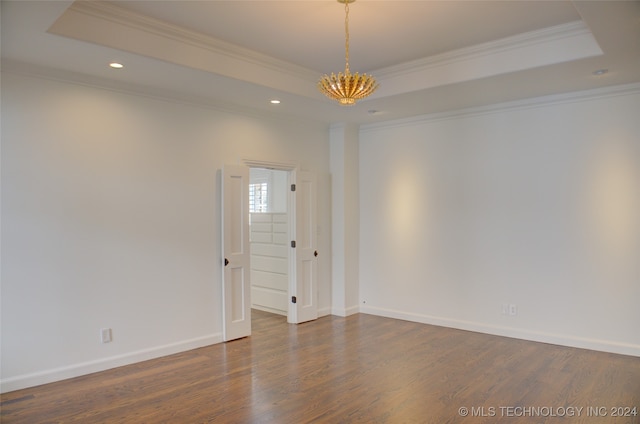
xmin=252 ymin=305 xmax=287 ymax=316
xmin=330 ymin=304 xmax=360 ymax=317
xmin=317 ymin=306 xmax=333 ymax=317
xmin=1 ymin=333 xmax=223 ymax=393
xmin=360 ymin=305 xmax=640 ymax=357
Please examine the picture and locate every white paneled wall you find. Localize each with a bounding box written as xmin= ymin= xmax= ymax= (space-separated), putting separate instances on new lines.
xmin=250 ymin=213 xmax=289 ymax=315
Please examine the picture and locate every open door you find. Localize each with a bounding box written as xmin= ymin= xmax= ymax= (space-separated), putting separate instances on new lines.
xmin=221 ymin=165 xmax=251 ymax=341
xmin=289 ymin=170 xmax=318 ymax=324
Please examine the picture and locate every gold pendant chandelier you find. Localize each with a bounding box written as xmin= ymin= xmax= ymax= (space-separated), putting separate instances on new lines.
xmin=318 ymin=0 xmax=379 ymax=105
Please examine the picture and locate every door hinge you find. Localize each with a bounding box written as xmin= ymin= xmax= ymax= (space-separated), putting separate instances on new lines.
xmin=291 ymin=184 xmax=296 ymax=192
xmin=291 ymin=240 xmax=296 ymax=248
xmin=291 ymin=296 xmax=297 ymax=304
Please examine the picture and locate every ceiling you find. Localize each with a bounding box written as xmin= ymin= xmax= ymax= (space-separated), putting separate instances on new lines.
xmin=2 ymin=1 xmax=639 ymax=125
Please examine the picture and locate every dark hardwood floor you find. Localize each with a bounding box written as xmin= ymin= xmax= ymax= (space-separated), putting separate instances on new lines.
xmin=2 ymin=310 xmax=639 ymax=423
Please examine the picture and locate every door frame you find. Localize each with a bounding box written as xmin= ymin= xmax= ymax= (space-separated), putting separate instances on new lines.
xmin=243 ymin=160 xmax=298 ymax=323
xmin=222 ymin=159 xmax=317 ymax=337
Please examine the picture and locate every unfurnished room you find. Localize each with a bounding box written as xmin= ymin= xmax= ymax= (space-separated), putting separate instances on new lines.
xmin=1 ymin=1 xmax=639 ymax=422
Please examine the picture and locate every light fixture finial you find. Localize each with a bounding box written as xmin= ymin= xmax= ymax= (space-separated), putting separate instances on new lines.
xmin=318 ymin=0 xmax=378 ymax=105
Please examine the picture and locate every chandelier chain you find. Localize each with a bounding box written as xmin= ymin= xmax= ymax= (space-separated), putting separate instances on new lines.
xmin=344 ymin=2 xmax=350 ymax=73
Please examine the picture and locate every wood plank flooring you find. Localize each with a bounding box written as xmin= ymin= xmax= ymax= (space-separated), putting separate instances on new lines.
xmin=2 ymin=310 xmax=639 ymax=423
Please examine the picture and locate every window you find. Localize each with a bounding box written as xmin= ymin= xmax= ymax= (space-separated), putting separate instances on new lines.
xmin=249 ymin=182 xmax=268 ymax=213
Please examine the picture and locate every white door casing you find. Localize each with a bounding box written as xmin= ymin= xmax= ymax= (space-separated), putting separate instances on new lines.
xmin=221 ymin=165 xmax=251 ymax=341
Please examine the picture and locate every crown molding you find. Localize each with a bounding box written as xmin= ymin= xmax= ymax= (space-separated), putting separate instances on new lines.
xmin=67 ymin=1 xmax=319 ymax=79
xmin=1 ymin=60 xmax=327 ymax=127
xmin=48 ymin=2 xmax=604 ymax=103
xmin=375 ymin=21 xmax=595 ymax=78
xmin=361 ymin=82 xmax=640 ymax=133
xmin=48 ymin=1 xmax=321 ymax=98
xmin=369 ymin=21 xmax=603 ymax=99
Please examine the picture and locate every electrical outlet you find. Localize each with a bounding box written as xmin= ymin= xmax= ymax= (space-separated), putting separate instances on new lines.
xmin=509 ymin=304 xmax=517 ymax=316
xmin=100 ymin=328 xmax=112 ymax=343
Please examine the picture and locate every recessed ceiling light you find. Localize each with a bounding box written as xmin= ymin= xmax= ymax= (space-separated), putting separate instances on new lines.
xmin=592 ymin=68 xmax=608 ymax=76
xmin=270 ymin=100 xmax=281 ymax=104
xmin=109 ymin=62 xmax=124 ymax=69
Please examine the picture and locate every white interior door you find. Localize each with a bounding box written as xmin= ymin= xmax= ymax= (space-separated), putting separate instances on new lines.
xmin=289 ymin=170 xmax=318 ymax=324
xmin=221 ymin=165 xmax=251 ymax=341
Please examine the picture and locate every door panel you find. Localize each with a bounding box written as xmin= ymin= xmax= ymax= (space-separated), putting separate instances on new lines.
xmin=291 ymin=171 xmax=318 ymax=323
xmin=230 ymin=267 xmax=245 ymax=322
xmin=222 ymin=165 xmax=251 ymax=341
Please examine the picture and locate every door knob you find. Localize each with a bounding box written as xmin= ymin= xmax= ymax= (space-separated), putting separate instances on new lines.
xmin=314 ymin=250 xmax=318 ymax=257
xmin=224 ymin=258 xmax=229 ymax=266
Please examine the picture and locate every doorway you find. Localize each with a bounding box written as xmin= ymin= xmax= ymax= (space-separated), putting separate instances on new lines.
xmin=221 ymin=163 xmax=318 ymax=341
xmin=249 ymin=168 xmax=290 ymax=317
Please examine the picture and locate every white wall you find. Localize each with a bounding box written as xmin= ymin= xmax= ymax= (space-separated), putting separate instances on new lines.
xmin=0 ymin=71 xmax=331 ymax=391
xmin=359 ymin=86 xmax=640 ymax=356
xmin=330 ymin=123 xmax=360 ymax=316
